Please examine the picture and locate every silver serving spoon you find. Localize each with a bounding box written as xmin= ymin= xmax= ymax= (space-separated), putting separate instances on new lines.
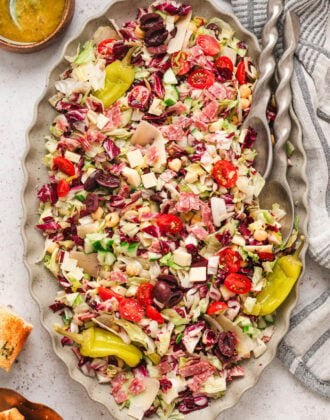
xmin=259 ymin=11 xmax=300 ymax=244
xmin=241 ymin=0 xmax=283 ymax=179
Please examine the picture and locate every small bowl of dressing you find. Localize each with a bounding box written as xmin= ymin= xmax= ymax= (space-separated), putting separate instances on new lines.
xmin=0 ymin=0 xmax=75 ymax=53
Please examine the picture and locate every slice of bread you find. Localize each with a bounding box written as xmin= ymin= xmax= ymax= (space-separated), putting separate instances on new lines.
xmin=0 ymin=305 xmax=33 ymax=372
xmin=0 ymin=408 xmax=25 ymax=419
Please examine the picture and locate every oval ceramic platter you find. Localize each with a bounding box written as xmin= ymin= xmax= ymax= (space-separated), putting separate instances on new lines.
xmin=22 ymin=0 xmax=308 ymax=419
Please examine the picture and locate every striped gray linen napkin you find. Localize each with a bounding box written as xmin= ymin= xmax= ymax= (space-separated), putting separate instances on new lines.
xmin=231 ymin=0 xmax=330 ymax=398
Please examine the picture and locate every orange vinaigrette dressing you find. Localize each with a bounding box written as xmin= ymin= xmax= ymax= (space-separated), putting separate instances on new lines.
xmin=0 ymin=0 xmax=66 ymax=43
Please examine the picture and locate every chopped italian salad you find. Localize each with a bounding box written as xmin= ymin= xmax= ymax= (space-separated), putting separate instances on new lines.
xmin=36 ymin=1 xmax=301 ymax=419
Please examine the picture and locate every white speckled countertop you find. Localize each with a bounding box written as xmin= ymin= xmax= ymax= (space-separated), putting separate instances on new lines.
xmin=0 ymin=1 xmax=329 ymax=419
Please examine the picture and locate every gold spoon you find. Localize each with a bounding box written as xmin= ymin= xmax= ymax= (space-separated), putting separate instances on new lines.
xmin=0 ymin=388 xmax=63 ymax=420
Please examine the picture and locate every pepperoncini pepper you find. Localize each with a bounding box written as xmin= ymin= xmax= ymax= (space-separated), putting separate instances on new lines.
xmin=54 ymin=325 xmax=142 ymax=367
xmin=95 ymin=49 xmax=135 ymax=108
xmin=245 ymin=237 xmax=304 ymax=316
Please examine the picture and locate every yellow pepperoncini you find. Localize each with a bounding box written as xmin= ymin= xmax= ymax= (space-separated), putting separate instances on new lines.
xmin=245 ymin=237 xmax=304 ymax=316
xmin=95 ymin=49 xmax=135 ymax=108
xmin=54 ymin=325 xmax=142 ymax=367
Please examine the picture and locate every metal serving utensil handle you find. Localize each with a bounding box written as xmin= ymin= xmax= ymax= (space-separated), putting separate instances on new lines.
xmin=272 ymin=11 xmax=300 ymax=176
xmin=248 ymin=0 xmax=283 ymax=118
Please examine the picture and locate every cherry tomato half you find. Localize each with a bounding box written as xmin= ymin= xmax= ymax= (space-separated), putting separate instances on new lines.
xmin=206 ymin=301 xmax=228 ymax=315
xmin=98 ymin=286 xmax=124 ymax=302
xmin=171 ymin=51 xmax=191 ymax=75
xmin=97 ymin=38 xmax=117 ymax=56
xmin=136 ymin=283 xmax=154 ymax=306
xmin=146 ymin=305 xmax=164 ymax=324
xmin=156 ymin=214 xmax=183 ymax=234
xmin=217 ymin=248 xmax=242 ymax=273
xmin=196 ymin=35 xmax=221 ymax=56
xmin=258 ymin=252 xmax=275 ymax=261
xmin=236 ymin=61 xmax=246 ymax=84
xmin=119 ymin=298 xmax=144 ymax=322
xmin=57 ymin=179 xmax=70 ymax=198
xmin=215 ymin=56 xmax=234 ymax=72
xmin=53 ymin=156 xmax=75 ymax=176
xmin=127 ymin=85 xmax=150 ymax=109
xmin=212 ymin=160 xmax=238 ymax=188
xmin=187 ymin=69 xmax=215 ymax=89
xmin=224 ymin=273 xmax=252 ymax=294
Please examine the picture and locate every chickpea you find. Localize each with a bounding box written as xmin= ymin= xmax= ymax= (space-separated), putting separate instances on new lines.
xmin=123 ymin=210 xmax=138 ymax=221
xmin=239 ymin=84 xmax=251 ymax=99
xmin=253 ymin=229 xmax=268 ymax=241
xmin=126 ymin=263 xmax=141 ymax=276
xmin=241 ymin=97 xmax=251 ymax=110
xmin=191 ymin=212 xmax=202 ymax=224
xmin=105 ymin=212 xmax=119 ymax=228
xmin=231 ymin=115 xmax=239 ymax=125
xmin=168 ymin=158 xmax=182 ymax=172
xmin=92 ymin=207 xmax=104 ymax=221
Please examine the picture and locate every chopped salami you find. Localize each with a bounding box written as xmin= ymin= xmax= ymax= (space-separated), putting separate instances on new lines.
xmin=111 ymin=372 xmax=127 ymax=388
xmin=179 ymin=359 xmax=215 ymax=378
xmin=58 ymin=136 xmax=81 ymax=151
xmin=188 ymin=367 xmax=215 ymax=392
xmin=110 ymin=270 xmax=128 ymax=283
xmin=175 ymin=192 xmax=200 ymax=213
xmin=145 ymin=146 xmax=160 ymax=166
xmin=111 ymin=385 xmax=128 ymax=404
xmin=128 ymin=377 xmax=146 ymax=395
xmin=207 ymin=82 xmax=228 ymax=100
xmin=161 ymin=123 xmax=185 ymax=141
xmin=190 ymin=224 xmax=208 ymax=240
xmin=160 ymin=169 xmax=176 ymax=182
xmin=104 ymin=103 xmax=122 ymax=130
xmin=167 ymin=101 xmax=188 ymax=115
xmin=200 ymin=201 xmax=215 ymax=233
xmin=201 ymin=100 xmax=219 ymax=121
xmin=86 ymin=129 xmax=107 ymax=144
xmin=158 ymin=360 xmax=173 ymax=375
xmin=227 ymin=365 xmax=245 ymax=378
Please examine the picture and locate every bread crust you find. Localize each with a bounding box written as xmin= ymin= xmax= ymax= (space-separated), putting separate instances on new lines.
xmin=0 ymin=408 xmax=25 ymax=419
xmin=0 ymin=305 xmax=33 ymax=372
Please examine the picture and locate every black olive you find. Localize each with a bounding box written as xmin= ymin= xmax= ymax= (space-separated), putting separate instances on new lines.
xmin=140 ymin=13 xmax=163 ymax=32
xmin=96 ymin=173 xmax=121 ymax=189
xmin=84 ymin=169 xmax=102 ymax=191
xmin=144 ymin=23 xmax=168 ymax=47
xmin=206 ymin=23 xmax=220 ymax=38
xmin=152 ymin=281 xmax=171 ymax=304
xmin=167 ymin=291 xmax=184 ymax=307
xmin=157 ymin=274 xmax=178 ymax=284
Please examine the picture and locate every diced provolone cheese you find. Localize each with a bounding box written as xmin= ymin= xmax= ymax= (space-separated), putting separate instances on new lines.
xmin=122 ymin=167 xmax=141 ymax=187
xmin=127 ymin=149 xmax=144 ymax=168
xmin=141 ymin=172 xmax=157 ymax=189
xmin=189 ymin=266 xmax=207 ymax=282
xmin=173 ymin=248 xmax=192 ymax=267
